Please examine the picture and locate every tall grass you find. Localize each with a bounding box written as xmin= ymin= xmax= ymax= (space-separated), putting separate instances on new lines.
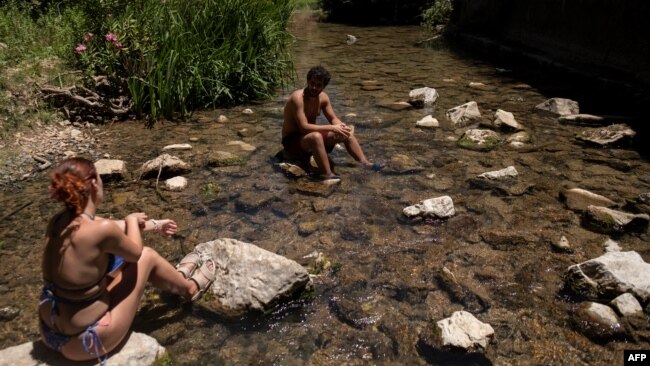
xmin=0 ymin=1 xmax=84 ymax=67
xmin=76 ymin=0 xmax=296 ymax=119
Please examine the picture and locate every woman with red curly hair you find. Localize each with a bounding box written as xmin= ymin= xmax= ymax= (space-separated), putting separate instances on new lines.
xmin=40 ymin=157 xmax=214 ymax=364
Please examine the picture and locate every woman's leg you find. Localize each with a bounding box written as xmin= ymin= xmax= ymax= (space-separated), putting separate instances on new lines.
xmin=61 ymin=246 xmax=197 ymax=361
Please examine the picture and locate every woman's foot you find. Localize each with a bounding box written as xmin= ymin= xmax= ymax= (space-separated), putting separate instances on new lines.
xmin=176 ymin=251 xmax=202 ymax=279
xmin=189 ymin=259 xmax=216 ymax=301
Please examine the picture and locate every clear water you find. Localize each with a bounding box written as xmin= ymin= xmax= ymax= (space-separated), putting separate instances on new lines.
xmin=1 ymin=12 xmax=649 ymax=365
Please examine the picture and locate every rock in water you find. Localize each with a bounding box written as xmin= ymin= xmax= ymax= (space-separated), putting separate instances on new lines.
xmin=193 ymin=238 xmax=312 ymax=316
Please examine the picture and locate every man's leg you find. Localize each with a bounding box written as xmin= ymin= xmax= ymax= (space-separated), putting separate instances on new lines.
xmin=342 ymin=135 xmax=372 ymax=165
xmin=301 ymin=132 xmax=335 ymax=177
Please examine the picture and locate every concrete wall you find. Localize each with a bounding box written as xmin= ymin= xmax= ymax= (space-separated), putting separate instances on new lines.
xmin=451 ymin=0 xmax=650 ymax=86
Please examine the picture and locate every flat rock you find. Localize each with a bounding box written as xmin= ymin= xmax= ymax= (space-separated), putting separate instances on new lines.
xmin=207 ymin=151 xmax=246 ymax=167
xmin=193 ymin=238 xmax=312 ymax=316
xmin=140 ymin=154 xmax=190 ymax=179
xmin=576 ymin=124 xmax=636 ymax=146
xmin=0 ymin=332 xmax=165 ymax=366
xmin=560 ymin=188 xmax=617 ymax=211
xmin=566 ymin=251 xmax=650 ymax=302
xmin=535 ymin=98 xmax=579 ymax=115
xmin=277 ymin=163 xmax=307 ymax=178
xmin=376 ymin=100 xmax=413 ymax=111
xmin=385 ymin=154 xmax=424 ymax=174
xmin=558 ymin=113 xmax=609 ymax=126
xmin=403 ymin=196 xmax=455 ymax=219
xmin=478 ymin=166 xmax=518 ymax=180
xmin=161 ymin=143 xmax=192 ymax=151
xmin=458 ymin=129 xmax=501 ymax=151
xmin=226 ymin=140 xmax=256 ymax=152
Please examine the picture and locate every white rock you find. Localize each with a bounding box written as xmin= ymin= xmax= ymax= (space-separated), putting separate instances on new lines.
xmin=435 ymin=311 xmax=494 ymax=350
xmin=468 ymin=82 xmax=487 ymax=89
xmin=218 ymin=115 xmax=229 ymax=123
xmin=478 ymin=166 xmax=518 ymax=180
xmin=403 ymin=196 xmax=455 ymax=219
xmin=493 ymin=109 xmax=524 ymax=131
xmin=193 ymin=238 xmax=312 ymax=316
xmin=345 ymin=113 xmax=357 ymax=118
xmin=409 ymin=87 xmax=439 ymax=107
xmin=227 ymin=140 xmax=256 ymax=152
xmin=507 ymin=131 xmax=531 ymax=144
xmin=346 ymin=34 xmax=357 ymax=45
xmin=416 ymin=115 xmax=439 ymax=128
xmin=582 ymin=302 xmax=621 ymax=327
xmin=535 ymin=98 xmax=579 ymax=115
xmin=446 ymin=101 xmax=481 ymax=126
xmin=0 ymin=332 xmax=165 ymax=366
xmin=70 ymin=129 xmax=82 ymax=138
xmin=164 ymin=176 xmax=187 ymax=191
xmin=162 ymin=143 xmax=192 ymax=151
xmin=242 ymin=108 xmax=254 ymax=115
xmin=94 ymin=159 xmax=126 ymax=180
xmin=610 ymin=293 xmax=643 ymax=316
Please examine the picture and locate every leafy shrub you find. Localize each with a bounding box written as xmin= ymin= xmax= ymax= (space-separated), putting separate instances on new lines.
xmin=72 ymin=0 xmax=295 ymax=119
xmin=421 ymin=0 xmax=453 ymax=33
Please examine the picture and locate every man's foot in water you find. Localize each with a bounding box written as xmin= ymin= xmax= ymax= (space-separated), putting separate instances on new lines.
xmin=309 ymin=172 xmax=341 ymax=185
xmin=361 ymin=162 xmax=385 ymax=171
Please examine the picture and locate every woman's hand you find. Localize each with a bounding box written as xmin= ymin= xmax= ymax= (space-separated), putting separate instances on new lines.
xmin=125 ymin=212 xmax=148 ymax=229
xmin=153 ymin=219 xmax=177 ymax=238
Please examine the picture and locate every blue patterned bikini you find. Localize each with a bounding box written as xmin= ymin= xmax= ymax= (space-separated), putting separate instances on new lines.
xmin=39 ymin=254 xmax=124 ymax=365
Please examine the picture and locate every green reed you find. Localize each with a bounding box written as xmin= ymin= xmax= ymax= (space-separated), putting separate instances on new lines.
xmin=95 ymin=0 xmax=295 ymax=119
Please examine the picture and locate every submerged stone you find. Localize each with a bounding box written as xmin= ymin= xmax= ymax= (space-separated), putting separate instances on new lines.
xmin=535 ymin=98 xmax=579 ymax=116
xmin=572 ymin=302 xmax=624 ymax=340
xmin=576 ymin=124 xmax=636 ymax=146
xmin=458 ymin=129 xmax=501 ymax=151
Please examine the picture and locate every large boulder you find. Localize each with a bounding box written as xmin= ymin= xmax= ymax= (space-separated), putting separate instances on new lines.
xmin=192 ymin=238 xmax=312 ymax=316
xmin=0 ymin=332 xmax=165 ymax=366
xmin=446 ymin=101 xmax=481 ymax=127
xmin=565 ymin=251 xmax=650 ymax=302
xmin=535 ymin=98 xmax=579 ymax=115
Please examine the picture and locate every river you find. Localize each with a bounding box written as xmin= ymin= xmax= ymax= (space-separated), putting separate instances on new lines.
xmin=1 ymin=11 xmax=649 ymax=366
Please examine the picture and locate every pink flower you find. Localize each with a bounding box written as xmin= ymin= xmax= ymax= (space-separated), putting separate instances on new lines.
xmin=113 ymin=41 xmax=123 ymax=49
xmin=82 ymin=32 xmax=93 ymax=42
xmin=75 ymin=44 xmax=87 ymax=53
xmin=105 ymin=33 xmax=117 ymax=42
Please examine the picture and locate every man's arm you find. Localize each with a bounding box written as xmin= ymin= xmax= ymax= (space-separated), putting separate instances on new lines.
xmin=321 ymin=93 xmax=344 ymax=126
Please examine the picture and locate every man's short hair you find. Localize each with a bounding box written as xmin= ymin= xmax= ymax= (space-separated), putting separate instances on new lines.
xmin=307 ymin=66 xmax=331 ymax=86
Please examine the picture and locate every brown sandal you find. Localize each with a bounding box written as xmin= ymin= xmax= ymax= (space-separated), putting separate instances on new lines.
xmin=190 ymin=259 xmax=216 ymax=301
xmin=176 ymin=251 xmax=202 ymax=279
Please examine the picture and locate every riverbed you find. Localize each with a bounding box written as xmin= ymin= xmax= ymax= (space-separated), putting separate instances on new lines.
xmin=1 ymin=12 xmax=649 ymax=365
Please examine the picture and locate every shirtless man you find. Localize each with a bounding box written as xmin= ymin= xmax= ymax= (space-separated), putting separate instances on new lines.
xmin=282 ymin=66 xmax=382 ymax=181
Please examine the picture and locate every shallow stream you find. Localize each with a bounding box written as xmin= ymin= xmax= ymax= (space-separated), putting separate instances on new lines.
xmin=1 ymin=12 xmax=649 ymax=366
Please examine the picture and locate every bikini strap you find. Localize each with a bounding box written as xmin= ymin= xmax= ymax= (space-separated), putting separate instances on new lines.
xmin=82 ymin=321 xmax=109 ymax=366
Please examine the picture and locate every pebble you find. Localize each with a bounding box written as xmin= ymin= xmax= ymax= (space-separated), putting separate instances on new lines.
xmin=0 ymin=306 xmax=20 ymax=321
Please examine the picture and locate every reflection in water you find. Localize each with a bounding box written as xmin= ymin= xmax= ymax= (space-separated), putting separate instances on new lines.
xmin=1 ymin=12 xmax=649 ymax=365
